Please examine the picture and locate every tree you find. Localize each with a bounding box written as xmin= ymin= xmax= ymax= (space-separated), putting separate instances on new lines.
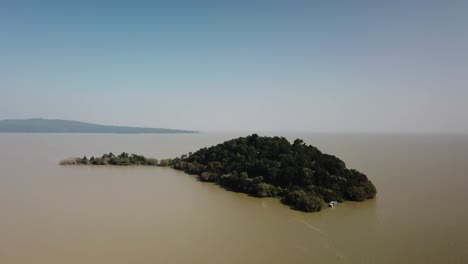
xmin=147 ymin=158 xmax=158 ymax=165
xmin=296 ymin=194 xmax=323 ymax=212
xmin=63 ymin=134 xmax=377 ymax=213
xmin=252 ymin=182 xmax=277 ymax=197
xmin=171 ymin=134 xmax=376 ymax=212
xmin=200 ymin=172 xmax=212 ymax=182
xmin=158 ymin=159 xmax=173 ymax=167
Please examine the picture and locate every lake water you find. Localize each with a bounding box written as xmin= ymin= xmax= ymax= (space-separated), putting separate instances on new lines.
xmin=1 ymin=133 xmax=467 ymax=263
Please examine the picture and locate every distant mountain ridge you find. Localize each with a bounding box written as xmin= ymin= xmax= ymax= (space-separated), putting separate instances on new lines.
xmin=0 ymin=118 xmax=198 ymax=134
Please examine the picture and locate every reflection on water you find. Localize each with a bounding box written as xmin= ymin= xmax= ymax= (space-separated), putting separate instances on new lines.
xmin=0 ymin=133 xmax=467 ymax=263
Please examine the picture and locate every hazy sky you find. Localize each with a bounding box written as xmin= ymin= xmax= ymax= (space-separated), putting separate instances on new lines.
xmin=1 ymin=1 xmax=467 ymax=133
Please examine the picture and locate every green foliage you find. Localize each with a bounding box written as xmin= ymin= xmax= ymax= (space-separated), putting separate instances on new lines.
xmin=200 ymin=172 xmax=214 ymax=182
xmin=64 ymin=134 xmax=377 ymax=213
xmin=346 ymin=181 xmax=377 ymax=201
xmin=73 ymin=153 xmax=163 ymax=167
xmin=171 ymin=134 xmax=376 ymax=212
xmin=81 ymin=156 xmax=89 ymax=165
xmin=252 ymin=182 xmax=278 ymax=197
xmin=296 ymin=194 xmax=324 ymax=212
xmin=158 ymin=159 xmax=173 ymax=167
xmin=283 ymin=189 xmax=323 ymax=212
xmin=146 ymin=158 xmax=159 ymax=165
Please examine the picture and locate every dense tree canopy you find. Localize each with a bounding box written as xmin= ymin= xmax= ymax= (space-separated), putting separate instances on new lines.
xmin=60 ymin=134 xmax=377 ymax=212
xmin=60 ymin=152 xmax=159 ymax=166
xmin=172 ymin=134 xmax=376 ymax=212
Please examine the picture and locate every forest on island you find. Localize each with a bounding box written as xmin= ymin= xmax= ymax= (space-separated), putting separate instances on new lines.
xmin=60 ymin=134 xmax=376 ymax=212
xmin=171 ymin=134 xmax=376 ymax=212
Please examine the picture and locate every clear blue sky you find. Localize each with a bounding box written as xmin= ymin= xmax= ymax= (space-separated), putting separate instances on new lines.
xmin=1 ymin=1 xmax=467 ymax=133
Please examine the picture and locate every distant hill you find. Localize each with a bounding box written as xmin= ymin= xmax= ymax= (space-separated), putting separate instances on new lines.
xmin=0 ymin=118 xmax=198 ymax=134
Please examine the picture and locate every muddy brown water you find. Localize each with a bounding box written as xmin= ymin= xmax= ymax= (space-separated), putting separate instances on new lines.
xmin=1 ymin=133 xmax=467 ymax=263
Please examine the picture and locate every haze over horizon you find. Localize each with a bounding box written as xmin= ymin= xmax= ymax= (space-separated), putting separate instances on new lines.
xmin=1 ymin=1 xmax=467 ymax=133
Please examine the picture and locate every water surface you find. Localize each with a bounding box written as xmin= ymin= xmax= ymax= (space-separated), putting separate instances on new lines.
xmin=1 ymin=133 xmax=467 ymax=263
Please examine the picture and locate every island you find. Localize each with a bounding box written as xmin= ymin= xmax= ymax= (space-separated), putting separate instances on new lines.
xmin=60 ymin=152 xmax=172 ymax=166
xmin=60 ymin=134 xmax=376 ymax=212
xmin=0 ymin=118 xmax=198 ymax=134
